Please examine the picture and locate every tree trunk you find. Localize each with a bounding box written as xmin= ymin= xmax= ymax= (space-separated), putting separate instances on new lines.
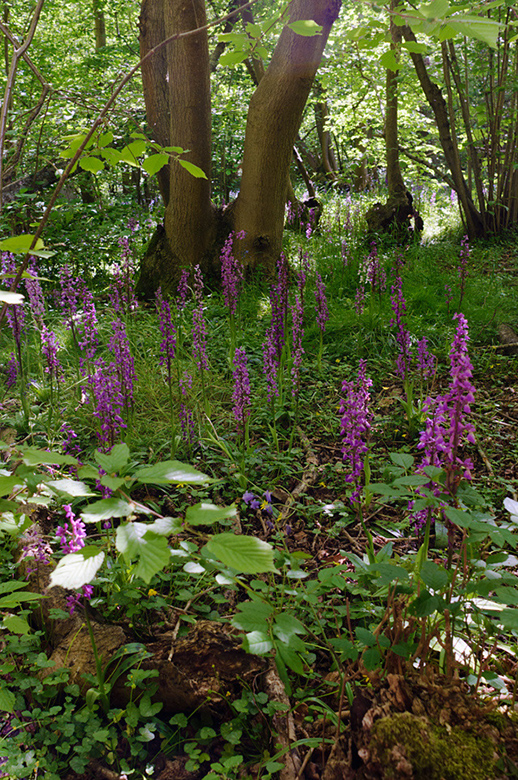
xmin=93 ymin=0 xmax=107 ymax=50
xmin=232 ymin=0 xmax=341 ymax=272
xmin=403 ymin=25 xmax=484 ymax=239
xmin=137 ymin=0 xmax=217 ymax=297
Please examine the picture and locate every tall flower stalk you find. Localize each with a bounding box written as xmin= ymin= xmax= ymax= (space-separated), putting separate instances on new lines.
xmin=156 ymin=287 xmax=178 ymax=454
xmin=221 ymin=230 xmax=245 ymax=364
xmin=339 ymin=360 xmax=375 ymax=561
xmin=231 ymin=347 xmax=251 ymax=450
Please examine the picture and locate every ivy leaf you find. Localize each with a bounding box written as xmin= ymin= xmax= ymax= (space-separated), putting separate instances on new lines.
xmin=206 ymin=533 xmax=276 ymax=574
xmin=135 ymin=460 xmax=211 ymax=485
xmin=288 ymin=20 xmax=323 ymax=37
xmin=49 ymin=547 xmax=105 ymax=589
xmin=142 ymin=153 xmax=169 ymax=176
xmin=178 ymin=160 xmax=208 ymax=179
xmin=185 ymin=502 xmax=237 ymax=526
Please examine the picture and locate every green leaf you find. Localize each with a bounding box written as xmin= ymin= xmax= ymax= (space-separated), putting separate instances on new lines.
xmin=120 ymin=140 xmax=147 ymax=163
xmin=363 ymin=647 xmax=382 ymax=671
xmin=135 ymin=460 xmax=210 ymax=485
xmin=163 ymin=145 xmax=185 ymax=154
xmin=394 ymin=475 xmax=429 ymax=487
xmin=2 ymin=615 xmax=30 ymax=634
xmin=355 ymin=627 xmax=377 ymax=647
xmin=219 ymin=50 xmax=249 ymax=67
xmin=206 ymin=533 xmax=275 ymax=574
xmin=380 ymin=50 xmax=402 ymax=71
xmin=178 ymin=160 xmax=208 ymax=179
xmin=288 ymin=19 xmax=323 ymax=36
xmin=0 ymin=234 xmax=45 ymax=254
xmin=49 ymin=547 xmax=105 ymax=589
xmin=185 ymin=501 xmax=237 ymax=526
xmin=241 ymin=631 xmax=273 ymax=655
xmin=499 ymin=608 xmax=518 ymax=629
xmin=232 ymin=600 xmax=274 ymax=632
xmin=79 ymin=156 xmax=104 ymax=174
xmin=94 ymin=443 xmax=130 ymax=474
xmin=21 ymin=447 xmax=77 ymax=467
xmin=446 ymin=16 xmax=500 ymax=48
xmin=46 ymin=478 xmax=95 ymax=498
xmin=418 ymin=0 xmax=450 ymax=20
xmin=389 ymin=452 xmax=414 ymax=470
xmin=81 ymin=497 xmax=135 ymax=523
xmin=0 ymin=475 xmax=19 ymax=498
xmin=0 ymin=592 xmax=42 ymax=608
xmin=402 ymin=41 xmax=429 ymax=53
xmin=276 ymin=643 xmax=304 ymax=674
xmin=142 ymin=153 xmax=169 ymax=176
xmin=245 ymin=22 xmax=261 ymax=37
xmin=0 ymin=290 xmax=24 ymax=304
xmin=273 ymin=613 xmax=305 ymax=642
xmin=409 ymin=590 xmax=441 ymax=617
xmin=0 ymin=685 xmax=15 ymax=713
xmin=420 ymin=560 xmax=448 ymax=591
xmin=98 ymin=131 xmax=113 ymax=147
xmin=116 ymin=524 xmax=171 ymax=583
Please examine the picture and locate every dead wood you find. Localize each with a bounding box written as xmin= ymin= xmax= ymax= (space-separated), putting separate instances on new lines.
xmin=497 ymin=323 xmax=518 ymax=355
xmin=264 ymin=663 xmax=301 ymax=780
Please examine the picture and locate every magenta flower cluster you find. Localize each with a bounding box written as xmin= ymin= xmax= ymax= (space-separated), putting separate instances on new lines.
xmin=192 ymin=265 xmax=208 ymax=371
xmin=231 ymin=347 xmax=251 ymax=432
xmin=340 ymin=359 xmax=373 ymax=504
xmin=314 ymin=272 xmax=329 ymax=333
xmin=156 ymin=287 xmax=177 ymax=378
xmin=221 ymin=231 xmax=245 ymax=316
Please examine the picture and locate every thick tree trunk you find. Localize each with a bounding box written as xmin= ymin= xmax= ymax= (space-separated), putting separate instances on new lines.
xmin=137 ymin=0 xmax=217 ymax=297
xmin=93 ymin=0 xmax=107 ymax=50
xmin=232 ymin=0 xmax=341 ymax=272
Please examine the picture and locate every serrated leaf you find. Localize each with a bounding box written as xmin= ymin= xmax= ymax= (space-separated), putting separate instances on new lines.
xmin=206 ymin=533 xmax=275 ymax=574
xmin=273 ymin=613 xmax=305 ymax=639
xmin=115 ymin=524 xmax=170 ymax=583
xmin=0 ymin=290 xmax=24 ymax=304
xmin=0 ymin=685 xmax=15 ymax=713
xmin=0 ymin=234 xmax=45 ymax=254
xmin=81 ymin=497 xmax=135 ymax=523
xmin=79 ymin=156 xmax=104 ymax=174
xmin=94 ymin=443 xmax=130 ymax=474
xmin=288 ymin=19 xmax=323 ymax=37
xmin=142 ymin=153 xmax=169 ymax=176
xmin=178 ymin=160 xmax=208 ymax=179
xmin=232 ymin=601 xmax=274 ymax=632
xmin=219 ymin=50 xmax=249 ymax=66
xmin=444 ymin=16 xmax=500 ymax=49
xmin=135 ymin=460 xmax=210 ymax=485
xmin=418 ymin=0 xmax=450 ymax=20
xmin=46 ymin=478 xmax=94 ymax=498
xmin=390 ymin=452 xmax=415 ymax=470
xmin=49 ymin=547 xmax=105 ymax=589
xmin=420 ymin=560 xmax=449 ymax=590
xmin=185 ymin=502 xmax=237 ymax=526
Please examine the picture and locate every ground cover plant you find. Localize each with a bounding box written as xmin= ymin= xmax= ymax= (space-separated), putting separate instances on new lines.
xmin=2 ymin=182 xmax=518 ymax=779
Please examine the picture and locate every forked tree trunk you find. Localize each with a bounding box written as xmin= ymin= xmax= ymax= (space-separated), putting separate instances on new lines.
xmin=232 ymin=0 xmax=341 ymax=272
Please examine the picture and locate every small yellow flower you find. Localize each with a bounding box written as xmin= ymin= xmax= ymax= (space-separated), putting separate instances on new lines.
xmin=336 ymin=358 xmax=341 ymax=363
xmin=148 ymin=588 xmax=158 ymax=597
xmin=319 ymin=481 xmax=327 ymax=488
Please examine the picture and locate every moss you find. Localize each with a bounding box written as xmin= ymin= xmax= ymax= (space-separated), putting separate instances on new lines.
xmin=370 ymin=711 xmax=494 ymax=780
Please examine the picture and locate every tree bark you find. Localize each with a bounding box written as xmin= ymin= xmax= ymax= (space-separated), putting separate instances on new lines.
xmin=232 ymin=0 xmax=341 ymax=272
xmin=138 ymin=0 xmax=217 ymax=297
xmin=93 ymin=0 xmax=107 ymax=50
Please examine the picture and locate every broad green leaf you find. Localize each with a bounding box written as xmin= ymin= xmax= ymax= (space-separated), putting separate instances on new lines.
xmin=495 ymin=587 xmax=518 ymax=606
xmin=142 ymin=153 xmax=169 ymax=176
xmin=0 ymin=235 xmax=45 ymax=254
xmin=499 ymin=609 xmax=518 ymax=629
xmin=0 ymin=290 xmax=24 ymax=304
xmin=145 ymin=516 xmax=180 ymax=535
xmin=0 ymin=592 xmax=42 ymax=608
xmin=245 ymin=22 xmax=261 ymax=37
xmin=0 ymin=685 xmax=15 ymax=713
xmin=21 ymin=447 xmax=77 ymax=467
xmin=94 ymin=443 xmax=130 ymax=474
xmin=372 ymin=563 xmax=409 ymax=586
xmin=120 ymin=140 xmax=147 ymax=163
xmin=178 ymin=160 xmax=208 ymax=179
xmin=49 ymin=547 xmax=105 ymax=589
xmin=2 ymin=615 xmax=30 ymax=634
xmin=394 ymin=475 xmax=429 ymax=487
xmin=183 ymin=561 xmax=205 ymax=574
xmin=219 ymin=32 xmax=249 ymax=45
xmin=79 ymin=156 xmax=104 ymax=174
xmin=418 ymin=0 xmax=450 ymax=20
xmin=101 ymin=147 xmax=123 ymax=165
xmin=363 ymin=647 xmax=382 ymax=671
xmin=100 ymin=475 xmax=126 ymax=491
xmin=288 ymin=20 xmax=323 ymax=37
xmin=380 ymin=50 xmax=402 ymax=71
xmin=276 ymin=643 xmax=304 ymax=674
xmin=98 ymin=131 xmax=113 ymax=147
xmin=446 ymin=16 xmax=500 ymax=48
xmin=355 ymin=627 xmax=377 ymax=647
xmin=135 ymin=460 xmax=210 ymax=485
xmin=389 ymin=452 xmax=414 ymax=470
xmin=46 ymin=478 xmax=94 ymax=498
xmin=409 ymin=590 xmax=441 ymax=617
xmin=116 ymin=524 xmax=171 ymax=583
xmin=402 ymin=41 xmax=428 ymax=53
xmin=81 ymin=497 xmax=135 ymax=523
xmin=232 ymin=600 xmax=274 ymax=632
xmin=0 ymin=581 xmax=29 ymax=595
xmin=273 ymin=613 xmax=305 ymax=638
xmin=420 ymin=560 xmax=448 ymax=591
xmin=219 ymin=50 xmax=249 ymax=67
xmin=163 ymin=146 xmax=185 ymax=154
xmin=0 ymin=475 xmax=19 ymax=498
xmin=185 ymin=501 xmax=237 ymax=526
xmin=206 ymin=533 xmax=275 ymax=574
